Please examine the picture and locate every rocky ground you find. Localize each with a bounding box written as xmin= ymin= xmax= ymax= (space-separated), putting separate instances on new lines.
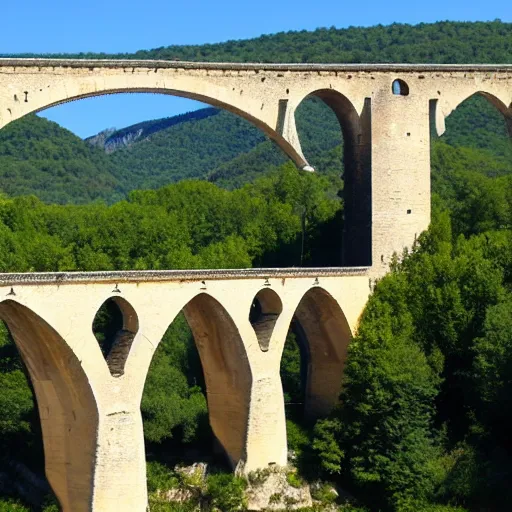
xmin=150 ymin=461 xmax=350 ymax=511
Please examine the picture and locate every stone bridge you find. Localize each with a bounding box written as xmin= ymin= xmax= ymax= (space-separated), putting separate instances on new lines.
xmin=0 ymin=60 xmax=511 ymax=511
xmin=1 ymin=60 xmax=511 ymax=272
xmin=0 ymin=268 xmax=369 ymax=511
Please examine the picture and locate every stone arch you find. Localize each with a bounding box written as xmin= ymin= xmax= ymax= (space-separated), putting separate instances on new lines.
xmin=0 ymin=300 xmax=98 ymax=512
xmin=290 ymin=287 xmax=352 ymax=420
xmin=434 ymin=90 xmax=512 ymax=137
xmin=462 ymin=92 xmax=512 ymax=138
xmin=294 ymin=89 xmax=372 ymax=266
xmin=1 ymin=81 xmax=307 ymax=168
xmin=179 ymin=293 xmax=252 ymax=469
xmin=456 ymin=91 xmax=510 ymax=118
xmin=249 ymin=288 xmax=283 ymax=352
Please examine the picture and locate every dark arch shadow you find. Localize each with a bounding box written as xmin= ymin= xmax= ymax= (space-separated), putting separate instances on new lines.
xmin=184 ymin=293 xmax=252 ymax=468
xmin=295 ymin=89 xmax=372 ymax=266
xmin=290 ymin=287 xmax=352 ymax=421
xmin=0 ymin=300 xmax=98 ymax=512
xmin=146 ymin=293 xmax=252 ymax=470
xmin=92 ymin=296 xmax=139 ymax=377
xmin=249 ymin=288 xmax=283 ymax=352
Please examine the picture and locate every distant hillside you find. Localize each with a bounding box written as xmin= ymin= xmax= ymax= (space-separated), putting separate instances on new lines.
xmin=86 ymin=108 xmax=220 ymax=153
xmin=107 ymin=110 xmax=268 ymax=190
xmin=3 ymin=20 xmax=511 ymax=64
xmin=442 ymin=95 xmax=512 ymax=164
xmin=0 ymin=115 xmax=122 ymax=204
xmin=207 ymin=98 xmax=344 ymax=188
xmin=130 ymin=20 xmax=512 ymax=64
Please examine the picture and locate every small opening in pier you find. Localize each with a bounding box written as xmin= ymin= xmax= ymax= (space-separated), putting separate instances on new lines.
xmin=92 ymin=297 xmax=139 ymax=377
xmin=249 ymin=288 xmax=283 ymax=352
xmin=392 ymin=79 xmax=409 ymax=96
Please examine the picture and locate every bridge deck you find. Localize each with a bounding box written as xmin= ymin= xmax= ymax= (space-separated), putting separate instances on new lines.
xmin=0 ymin=59 xmax=511 ymax=72
xmin=0 ymin=267 xmax=370 ymax=286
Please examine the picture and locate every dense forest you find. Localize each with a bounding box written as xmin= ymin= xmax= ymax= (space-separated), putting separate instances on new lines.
xmin=0 ymin=19 xmax=511 ymax=512
xmin=3 ymin=20 xmax=512 ymax=64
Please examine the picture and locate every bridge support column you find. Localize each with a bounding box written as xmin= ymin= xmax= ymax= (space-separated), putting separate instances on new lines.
xmin=0 ymin=297 xmax=150 ymax=512
xmin=370 ymin=88 xmax=432 ymax=277
xmin=243 ymin=367 xmax=288 ymax=473
xmin=90 ymin=404 xmax=147 ymax=512
xmin=0 ymin=301 xmax=101 ymax=512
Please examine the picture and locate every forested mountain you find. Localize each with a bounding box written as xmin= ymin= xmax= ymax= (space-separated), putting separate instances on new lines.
xmin=86 ymin=108 xmax=220 ymax=153
xmin=108 ymin=110 xmax=268 ymax=190
xmin=3 ymin=20 xmax=511 ymax=64
xmin=0 ymin=88 xmax=508 ymax=203
xmin=0 ymin=115 xmax=123 ymax=204
xmin=0 ymin=19 xmax=511 ymax=512
xmin=0 ymin=97 xmax=344 ymax=201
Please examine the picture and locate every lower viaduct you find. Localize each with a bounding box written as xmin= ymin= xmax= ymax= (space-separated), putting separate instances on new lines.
xmin=0 ymin=59 xmax=510 ymax=511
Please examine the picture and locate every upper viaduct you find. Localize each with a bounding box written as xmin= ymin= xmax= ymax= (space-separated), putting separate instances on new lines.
xmin=0 ymin=59 xmax=510 ymax=511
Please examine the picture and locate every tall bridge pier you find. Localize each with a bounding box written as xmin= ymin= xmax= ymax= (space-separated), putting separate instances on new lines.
xmin=0 ymin=60 xmax=510 ymax=510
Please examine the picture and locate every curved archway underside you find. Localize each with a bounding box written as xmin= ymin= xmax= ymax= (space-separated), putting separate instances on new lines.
xmin=183 ymin=293 xmax=252 ymax=469
xmin=0 ymin=300 xmax=98 ymax=512
xmin=434 ymin=90 xmax=512 ymax=138
xmin=294 ymin=88 xmax=373 ymax=266
xmin=292 ymin=287 xmax=352 ymax=420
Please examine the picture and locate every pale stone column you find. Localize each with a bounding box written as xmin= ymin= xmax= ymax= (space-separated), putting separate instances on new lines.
xmin=89 ymin=400 xmax=148 ymax=511
xmin=370 ymin=83 xmax=432 ymax=277
xmin=243 ymin=365 xmax=288 ymax=473
xmin=242 ymin=288 xmax=291 ymax=473
xmin=0 ymin=292 xmax=154 ymax=512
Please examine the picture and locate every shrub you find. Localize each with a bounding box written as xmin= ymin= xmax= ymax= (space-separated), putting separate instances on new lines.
xmin=206 ymin=472 xmax=247 ymax=511
xmin=247 ymin=466 xmax=273 ymax=486
xmin=0 ymin=500 xmax=29 ymax=511
xmin=310 ymin=483 xmax=338 ymax=504
xmin=147 ymin=461 xmax=180 ymax=493
xmin=286 ymin=471 xmax=304 ymax=489
xmin=286 ymin=419 xmax=310 ymax=456
xmin=147 ymin=501 xmax=197 ymax=511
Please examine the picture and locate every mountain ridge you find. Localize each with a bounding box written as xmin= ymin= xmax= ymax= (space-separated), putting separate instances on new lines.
xmin=86 ymin=108 xmax=220 ymax=153
xmin=2 ymin=20 xmax=511 ymax=63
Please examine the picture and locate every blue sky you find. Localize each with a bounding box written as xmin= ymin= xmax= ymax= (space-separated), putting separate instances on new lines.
xmin=1 ymin=0 xmax=509 ymax=138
